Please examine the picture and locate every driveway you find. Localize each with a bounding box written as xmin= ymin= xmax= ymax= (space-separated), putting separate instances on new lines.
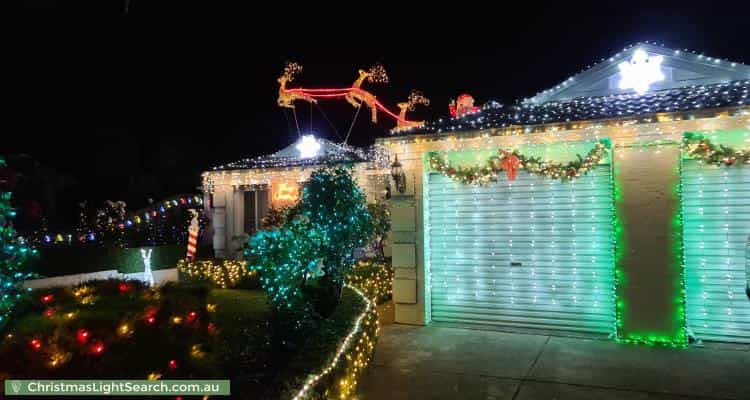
xmin=358 ymin=324 xmax=750 ymax=400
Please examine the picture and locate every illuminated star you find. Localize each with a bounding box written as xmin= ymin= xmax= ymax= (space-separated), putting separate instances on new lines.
xmin=618 ymin=49 xmax=665 ymax=94
xmin=296 ymin=135 xmax=321 ymax=158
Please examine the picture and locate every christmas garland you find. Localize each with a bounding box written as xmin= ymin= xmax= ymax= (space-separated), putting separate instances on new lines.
xmin=427 ymin=139 xmax=611 ymax=185
xmin=682 ymin=132 xmax=750 ymax=166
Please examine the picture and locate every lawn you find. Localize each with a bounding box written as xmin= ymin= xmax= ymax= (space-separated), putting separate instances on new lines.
xmin=0 ymin=279 xmax=273 ymax=394
xmin=0 ymin=274 xmax=377 ymax=399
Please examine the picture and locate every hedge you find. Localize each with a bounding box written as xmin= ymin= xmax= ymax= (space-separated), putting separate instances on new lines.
xmin=31 ymin=244 xmax=186 ymax=277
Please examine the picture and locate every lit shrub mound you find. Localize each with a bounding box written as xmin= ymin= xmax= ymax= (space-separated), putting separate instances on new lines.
xmin=177 ymin=259 xmax=259 ymax=289
xmin=347 ymin=260 xmax=394 ymax=305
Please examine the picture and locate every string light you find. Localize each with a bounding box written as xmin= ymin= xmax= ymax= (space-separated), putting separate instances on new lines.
xmin=177 ymin=259 xmax=257 ymax=289
xmin=425 ymin=141 xmax=616 ymax=335
xmin=291 ymin=285 xmax=378 ymax=400
xmin=30 ymin=195 xmax=204 ymax=247
xmin=394 ymin=80 xmax=749 ymax=136
xmin=682 ymin=130 xmax=750 ymax=343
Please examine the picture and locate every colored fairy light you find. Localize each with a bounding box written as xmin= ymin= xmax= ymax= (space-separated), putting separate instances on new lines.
xmin=90 ymin=340 xmax=105 ymax=355
xmin=76 ymin=329 xmax=90 ymax=344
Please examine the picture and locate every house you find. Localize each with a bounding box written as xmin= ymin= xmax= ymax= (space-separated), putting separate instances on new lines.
xmin=202 ymin=135 xmax=390 ymax=258
xmin=378 ymin=42 xmax=750 ymax=345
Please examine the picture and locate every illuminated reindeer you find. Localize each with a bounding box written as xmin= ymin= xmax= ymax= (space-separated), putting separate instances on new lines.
xmin=344 ymin=64 xmax=389 ymax=123
xmin=396 ymin=90 xmax=430 ymax=130
xmin=277 ymin=62 xmax=317 ymax=109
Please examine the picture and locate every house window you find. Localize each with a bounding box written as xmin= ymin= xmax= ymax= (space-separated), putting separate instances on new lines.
xmin=244 ymin=189 xmax=269 ymax=234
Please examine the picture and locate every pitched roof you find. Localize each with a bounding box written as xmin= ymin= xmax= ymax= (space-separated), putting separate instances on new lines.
xmin=407 ymin=79 xmax=749 ymax=135
xmin=211 ymin=137 xmax=382 ymax=171
xmin=394 ymin=43 xmax=750 ymax=136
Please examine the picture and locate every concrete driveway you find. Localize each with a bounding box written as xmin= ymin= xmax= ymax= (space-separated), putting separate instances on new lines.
xmin=358 ymin=324 xmax=750 ymax=400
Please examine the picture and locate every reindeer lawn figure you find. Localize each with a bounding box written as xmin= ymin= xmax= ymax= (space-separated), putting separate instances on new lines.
xmin=344 ymin=64 xmax=389 ymax=123
xmin=277 ymin=62 xmax=317 ymax=108
xmin=396 ymin=90 xmax=430 ymax=130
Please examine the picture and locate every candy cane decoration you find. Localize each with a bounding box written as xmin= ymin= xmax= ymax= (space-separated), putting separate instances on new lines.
xmin=186 ymin=210 xmax=200 ymax=261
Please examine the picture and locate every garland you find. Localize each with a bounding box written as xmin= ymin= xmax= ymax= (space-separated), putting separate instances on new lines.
xmin=427 ymin=139 xmax=611 ymax=185
xmin=682 ymin=132 xmax=750 ymax=166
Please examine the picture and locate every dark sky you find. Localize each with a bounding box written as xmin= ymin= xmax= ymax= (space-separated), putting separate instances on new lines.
xmin=6 ymin=1 xmax=750 ymax=220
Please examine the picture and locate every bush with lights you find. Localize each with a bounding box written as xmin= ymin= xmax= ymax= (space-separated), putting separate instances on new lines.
xmin=246 ymin=167 xmax=375 ymax=353
xmin=0 ymin=157 xmax=36 ymax=329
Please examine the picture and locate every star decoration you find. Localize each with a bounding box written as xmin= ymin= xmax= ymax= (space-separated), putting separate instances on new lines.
xmin=618 ymin=49 xmax=665 ymax=94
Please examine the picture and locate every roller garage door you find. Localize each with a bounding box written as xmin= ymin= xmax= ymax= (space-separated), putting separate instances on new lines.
xmin=426 ymin=165 xmax=615 ymax=334
xmin=682 ymin=159 xmax=750 ymax=343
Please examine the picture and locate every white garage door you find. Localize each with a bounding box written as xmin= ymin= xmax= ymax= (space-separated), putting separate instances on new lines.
xmin=682 ymin=159 xmax=750 ymax=343
xmin=427 ymin=165 xmax=615 ymax=334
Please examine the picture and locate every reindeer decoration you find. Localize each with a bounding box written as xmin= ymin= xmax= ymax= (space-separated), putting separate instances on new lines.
xmin=277 ymin=62 xmax=317 ymax=108
xmin=344 ymin=64 xmax=389 ymax=123
xmin=396 ymin=90 xmax=430 ymax=130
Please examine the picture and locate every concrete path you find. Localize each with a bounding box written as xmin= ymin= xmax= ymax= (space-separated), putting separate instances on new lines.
xmin=358 ymin=325 xmax=750 ymax=400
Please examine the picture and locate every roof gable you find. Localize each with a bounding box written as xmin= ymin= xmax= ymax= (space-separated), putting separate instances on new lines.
xmin=527 ymin=42 xmax=750 ymax=104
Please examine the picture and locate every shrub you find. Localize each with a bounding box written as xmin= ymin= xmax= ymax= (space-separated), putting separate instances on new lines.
xmin=177 ymin=259 xmax=260 ymax=289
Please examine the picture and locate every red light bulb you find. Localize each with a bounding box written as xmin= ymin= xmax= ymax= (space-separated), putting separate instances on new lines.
xmin=30 ymin=339 xmax=42 ymax=350
xmin=90 ymin=340 xmax=105 ymax=355
xmin=41 ymin=294 xmax=54 ymax=304
xmin=118 ymin=283 xmax=130 ymax=293
xmin=186 ymin=311 xmax=197 ymax=323
xmin=76 ymin=329 xmax=90 ymax=344
xmin=168 ymin=359 xmax=178 ymax=370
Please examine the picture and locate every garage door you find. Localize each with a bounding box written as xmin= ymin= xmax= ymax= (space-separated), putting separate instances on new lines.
xmin=427 ymin=165 xmax=615 ymax=334
xmin=682 ymin=159 xmax=750 ymax=343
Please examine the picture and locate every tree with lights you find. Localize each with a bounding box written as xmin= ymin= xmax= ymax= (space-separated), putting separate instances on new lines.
xmin=0 ymin=157 xmax=36 ymax=328
xmin=299 ymin=167 xmax=373 ymax=306
xmin=247 ymin=167 xmax=374 ymax=350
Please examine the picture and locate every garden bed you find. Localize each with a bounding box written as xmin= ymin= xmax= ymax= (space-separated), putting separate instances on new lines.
xmin=0 ymin=258 xmax=389 ymax=399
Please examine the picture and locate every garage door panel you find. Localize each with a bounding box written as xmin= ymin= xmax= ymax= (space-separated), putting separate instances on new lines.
xmin=682 ymin=159 xmax=750 ymax=343
xmin=428 ymin=165 xmax=615 ymax=334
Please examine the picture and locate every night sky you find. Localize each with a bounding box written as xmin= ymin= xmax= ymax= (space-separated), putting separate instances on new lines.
xmin=7 ymin=1 xmax=750 ymax=225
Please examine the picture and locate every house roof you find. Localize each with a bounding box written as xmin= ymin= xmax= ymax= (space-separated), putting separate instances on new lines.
xmin=211 ymin=136 xmax=383 ymax=171
xmin=394 ymin=43 xmax=750 ymax=136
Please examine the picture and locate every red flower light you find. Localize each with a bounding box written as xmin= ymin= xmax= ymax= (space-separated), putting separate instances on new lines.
xmin=118 ymin=283 xmax=131 ymax=293
xmin=90 ymin=340 xmax=105 ymax=355
xmin=168 ymin=359 xmax=178 ymax=370
xmin=29 ymin=339 xmax=42 ymax=350
xmin=41 ymin=294 xmax=54 ymax=304
xmin=179 ymin=198 xmax=186 ymax=205
xmin=44 ymin=308 xmax=55 ymax=318
xmin=146 ymin=316 xmax=156 ymax=325
xmin=186 ymin=311 xmax=197 ymax=323
xmin=76 ymin=329 xmax=90 ymax=344
xmin=207 ymin=322 xmax=217 ymax=335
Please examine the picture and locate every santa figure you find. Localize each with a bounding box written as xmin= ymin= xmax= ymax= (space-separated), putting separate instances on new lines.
xmin=449 ymin=94 xmax=481 ymax=117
